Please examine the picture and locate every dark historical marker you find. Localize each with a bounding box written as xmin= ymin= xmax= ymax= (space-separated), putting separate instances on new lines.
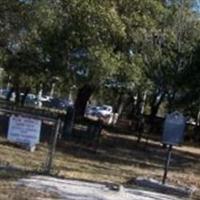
xmin=162 ymin=111 xmax=186 ymax=184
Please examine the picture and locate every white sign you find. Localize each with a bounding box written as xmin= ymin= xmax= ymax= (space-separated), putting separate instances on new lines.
xmin=7 ymin=115 xmax=41 ymax=146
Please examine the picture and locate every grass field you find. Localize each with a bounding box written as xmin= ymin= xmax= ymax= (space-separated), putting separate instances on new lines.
xmin=0 ymin=130 xmax=200 ymax=199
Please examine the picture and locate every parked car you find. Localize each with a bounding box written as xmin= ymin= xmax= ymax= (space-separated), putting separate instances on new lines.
xmin=85 ymin=105 xmax=113 ymax=118
xmin=39 ymin=95 xmax=52 ymax=102
xmin=27 ymin=93 xmax=36 ymax=100
xmin=24 ymin=94 xmax=41 ymax=107
xmin=0 ymin=88 xmax=11 ymax=97
xmin=85 ymin=105 xmax=114 ymax=124
xmin=1 ymin=89 xmax=15 ymax=101
xmin=97 ymin=105 xmax=113 ymax=117
xmin=85 ymin=106 xmax=100 ymax=117
xmin=49 ymin=98 xmax=72 ymax=110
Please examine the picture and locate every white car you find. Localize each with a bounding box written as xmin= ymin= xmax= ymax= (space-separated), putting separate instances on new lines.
xmin=85 ymin=106 xmax=100 ymax=117
xmin=39 ymin=95 xmax=52 ymax=102
xmin=85 ymin=105 xmax=115 ymax=124
xmin=97 ymin=105 xmax=113 ymax=117
xmin=27 ymin=93 xmax=36 ymax=99
xmin=85 ymin=105 xmax=113 ymax=117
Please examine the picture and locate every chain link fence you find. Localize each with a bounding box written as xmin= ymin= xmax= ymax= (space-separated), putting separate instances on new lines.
xmin=0 ymin=100 xmax=104 ymax=178
xmin=0 ymin=100 xmax=64 ymax=176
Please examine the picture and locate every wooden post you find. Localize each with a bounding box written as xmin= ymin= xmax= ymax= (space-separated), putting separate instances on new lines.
xmin=45 ymin=118 xmax=61 ymax=174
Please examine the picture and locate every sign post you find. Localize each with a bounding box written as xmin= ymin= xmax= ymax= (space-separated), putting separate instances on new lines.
xmin=161 ymin=111 xmax=186 ymax=184
xmin=162 ymin=144 xmax=172 ymax=184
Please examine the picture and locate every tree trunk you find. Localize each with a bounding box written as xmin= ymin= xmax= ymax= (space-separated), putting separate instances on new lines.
xmin=37 ymin=83 xmax=43 ymax=108
xmin=6 ymin=87 xmax=14 ymax=101
xmin=6 ymin=75 xmax=11 ymax=91
xmin=21 ymin=87 xmax=31 ymax=106
xmin=50 ymin=82 xmax=55 ymax=97
xmin=167 ymin=91 xmax=176 ymax=113
xmin=129 ymin=94 xmax=137 ymax=118
xmin=149 ymin=92 xmax=165 ymax=133
xmin=150 ymin=92 xmax=165 ymax=119
xmin=140 ymin=91 xmax=147 ymax=115
xmin=193 ymin=108 xmax=200 ymax=142
xmin=116 ymin=93 xmax=127 ymax=117
xmin=74 ymin=84 xmax=95 ymax=118
xmin=63 ymin=105 xmax=75 ymax=140
xmin=117 ymin=101 xmax=124 ymax=117
xmin=113 ymin=93 xmax=120 ymax=113
xmin=134 ymin=90 xmax=147 ymax=132
xmin=15 ymin=84 xmax=20 ymax=105
xmin=135 ymin=91 xmax=143 ymax=116
xmin=196 ymin=109 xmax=200 ymax=127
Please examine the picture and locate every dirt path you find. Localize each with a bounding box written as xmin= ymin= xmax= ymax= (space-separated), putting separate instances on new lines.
xmin=18 ymin=176 xmax=182 ymax=200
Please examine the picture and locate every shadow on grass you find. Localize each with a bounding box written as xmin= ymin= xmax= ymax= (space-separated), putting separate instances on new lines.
xmin=0 ymin=165 xmax=54 ymax=181
xmin=56 ymin=130 xmax=200 ymax=174
xmin=0 ymin=166 xmax=34 ymax=181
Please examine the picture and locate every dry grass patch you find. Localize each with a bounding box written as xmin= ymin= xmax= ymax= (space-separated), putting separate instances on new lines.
xmin=0 ymin=131 xmax=200 ymax=199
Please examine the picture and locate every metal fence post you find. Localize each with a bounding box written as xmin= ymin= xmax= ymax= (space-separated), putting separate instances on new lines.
xmin=44 ymin=117 xmax=61 ymax=174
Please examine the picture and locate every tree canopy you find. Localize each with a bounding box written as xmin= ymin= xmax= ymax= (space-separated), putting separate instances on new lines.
xmin=0 ymin=0 xmax=200 ymax=118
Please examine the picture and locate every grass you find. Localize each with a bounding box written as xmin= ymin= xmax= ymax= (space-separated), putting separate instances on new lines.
xmin=0 ymin=130 xmax=200 ymax=199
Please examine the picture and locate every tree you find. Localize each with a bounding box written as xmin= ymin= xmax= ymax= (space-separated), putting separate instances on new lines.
xmin=0 ymin=0 xmax=36 ymax=104
xmin=177 ymin=42 xmax=200 ymax=124
xmin=1 ymin=0 xmax=199 ymax=122
xmin=139 ymin=0 xmax=200 ymax=122
xmin=96 ymin=0 xmax=167 ymax=117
